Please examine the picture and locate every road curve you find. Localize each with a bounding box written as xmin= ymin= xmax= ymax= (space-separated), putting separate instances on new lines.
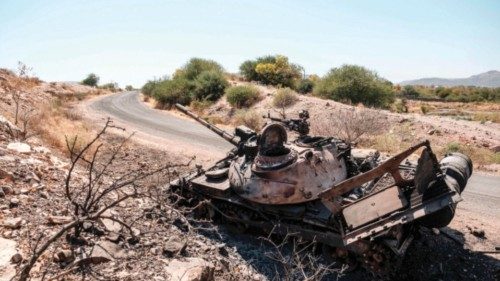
xmin=86 ymin=91 xmax=499 ymax=209
xmin=88 ymin=91 xmax=233 ymax=152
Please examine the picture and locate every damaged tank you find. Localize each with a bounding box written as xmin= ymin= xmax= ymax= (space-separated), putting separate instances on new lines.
xmin=170 ymin=103 xmax=473 ymax=276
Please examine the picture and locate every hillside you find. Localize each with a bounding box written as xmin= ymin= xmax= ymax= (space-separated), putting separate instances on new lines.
xmin=400 ymin=70 xmax=500 ymax=87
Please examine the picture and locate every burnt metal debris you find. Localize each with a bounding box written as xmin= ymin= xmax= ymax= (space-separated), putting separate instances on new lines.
xmin=170 ymin=104 xmax=472 ymax=277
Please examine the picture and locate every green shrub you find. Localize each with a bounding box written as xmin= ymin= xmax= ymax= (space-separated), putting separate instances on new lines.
xmin=296 ymin=78 xmax=314 ymax=94
xmin=81 ymin=73 xmax=99 ymax=87
xmin=239 ymin=56 xmax=275 ymax=82
xmin=401 ymin=85 xmax=420 ymax=98
xmin=125 ymin=85 xmax=134 ymax=91
xmin=314 ymin=65 xmax=395 ymax=108
xmin=99 ymin=82 xmax=119 ymax=92
xmin=239 ymin=55 xmax=302 ymax=88
xmin=153 ymin=78 xmax=193 ymax=108
xmin=142 ymin=58 xmax=229 ymax=106
xmin=226 ymin=85 xmax=261 ymax=108
xmin=175 ymin=58 xmax=225 ymax=80
xmin=142 ymin=80 xmax=160 ymax=96
xmin=193 ymin=70 xmax=228 ymax=101
xmin=273 ymin=88 xmax=299 ymax=109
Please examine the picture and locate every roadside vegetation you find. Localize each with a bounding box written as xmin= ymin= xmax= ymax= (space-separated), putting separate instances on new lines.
xmin=140 ymin=57 xmax=499 ymax=170
xmin=142 ymin=58 xmax=228 ymax=108
xmin=397 ymin=84 xmax=500 ymax=103
xmin=272 ymin=87 xmax=299 ymax=118
xmin=239 ymin=55 xmax=303 ymax=88
xmin=1 ymin=64 xmax=110 ymax=151
xmin=226 ymin=85 xmax=261 ymax=108
xmin=314 ymin=65 xmax=395 ymax=108
xmin=81 ymin=73 xmax=121 ymax=92
xmin=81 ymin=73 xmax=99 ymax=87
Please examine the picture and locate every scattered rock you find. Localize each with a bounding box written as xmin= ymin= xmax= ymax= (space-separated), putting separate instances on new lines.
xmin=106 ymin=232 xmax=122 ymax=243
xmin=9 ymin=197 xmax=19 ymax=207
xmin=1 ymin=185 xmax=13 ymax=195
xmin=82 ymin=222 xmax=93 ymax=231
xmin=2 ymin=218 xmax=22 ymax=229
xmin=467 ymin=226 xmax=486 ymax=239
xmin=427 ymin=129 xmax=436 ymax=135
xmin=33 ymin=146 xmax=51 ymax=154
xmin=163 ymin=238 xmax=187 ymax=257
xmin=74 ymin=254 xmax=111 ymax=266
xmin=216 ymin=243 xmax=228 ymax=257
xmin=432 ymin=228 xmax=440 ymax=235
xmin=91 ymin=241 xmax=127 ymax=260
xmin=10 ymin=253 xmax=22 ymax=264
xmin=39 ymin=190 xmax=49 ymax=199
xmin=491 ymin=145 xmax=500 ymax=153
xmin=7 ymin=142 xmax=31 ymax=154
xmin=26 ymin=172 xmax=40 ymax=183
xmin=0 ymin=170 xmax=14 ymax=183
xmin=0 ymin=189 xmax=4 ymax=198
xmin=47 ymin=215 xmax=73 ymax=225
xmin=150 ymin=247 xmax=161 ymax=255
xmin=164 ymin=258 xmax=214 ymax=281
xmin=99 ymin=210 xmax=123 ymax=233
xmin=53 ymin=250 xmax=74 ymax=263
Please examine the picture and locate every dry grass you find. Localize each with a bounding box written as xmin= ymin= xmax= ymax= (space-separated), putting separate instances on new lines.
xmin=440 ymin=142 xmax=500 ymax=166
xmin=233 ymin=109 xmax=263 ymax=131
xmin=361 ymin=130 xmax=500 ymax=169
xmin=310 ymin=107 xmax=389 ymax=144
xmin=189 ymin=100 xmax=213 ymax=115
xmin=33 ymin=99 xmax=93 ymax=150
xmin=472 ymin=112 xmax=500 ymax=123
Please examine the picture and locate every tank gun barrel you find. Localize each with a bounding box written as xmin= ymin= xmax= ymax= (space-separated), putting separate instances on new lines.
xmin=175 ymin=103 xmax=238 ymax=146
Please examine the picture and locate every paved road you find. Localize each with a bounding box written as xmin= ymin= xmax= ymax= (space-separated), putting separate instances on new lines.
xmin=88 ymin=91 xmax=233 ymax=152
xmin=87 ymin=91 xmax=499 ymax=203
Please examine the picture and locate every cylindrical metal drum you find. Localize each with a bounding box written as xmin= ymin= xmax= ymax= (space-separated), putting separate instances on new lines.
xmin=419 ymin=153 xmax=472 ymax=228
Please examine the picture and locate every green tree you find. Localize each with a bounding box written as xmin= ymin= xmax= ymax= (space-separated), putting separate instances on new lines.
xmin=239 ymin=55 xmax=276 ymax=82
xmin=401 ymin=85 xmax=420 ymax=98
xmin=152 ymin=78 xmax=193 ymax=108
xmin=125 ymin=85 xmax=134 ymax=91
xmin=141 ymin=58 xmax=229 ymax=106
xmin=296 ymin=78 xmax=315 ymax=94
xmin=314 ymin=65 xmax=395 ymax=108
xmin=193 ymin=71 xmax=229 ymax=101
xmin=239 ymin=55 xmax=302 ymax=88
xmin=81 ymin=73 xmax=99 ymax=87
xmin=175 ymin=58 xmax=225 ymax=80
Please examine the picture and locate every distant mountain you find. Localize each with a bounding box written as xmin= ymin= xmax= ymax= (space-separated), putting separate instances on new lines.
xmin=400 ymin=70 xmax=500 ymax=88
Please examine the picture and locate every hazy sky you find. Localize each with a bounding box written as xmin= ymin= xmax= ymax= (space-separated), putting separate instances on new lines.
xmin=1 ymin=0 xmax=499 ymax=87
